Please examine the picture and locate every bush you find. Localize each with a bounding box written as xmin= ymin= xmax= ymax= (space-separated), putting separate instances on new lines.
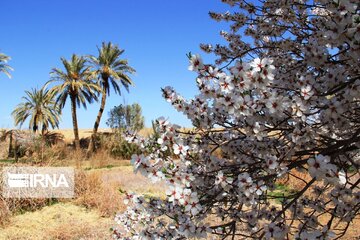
xmin=109 ymin=140 xmax=141 ymax=159
xmin=74 ymin=170 xmax=124 ymax=217
xmin=96 ymin=132 xmax=141 ymax=159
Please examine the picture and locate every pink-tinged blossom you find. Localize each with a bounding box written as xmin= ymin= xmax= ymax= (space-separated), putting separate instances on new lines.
xmin=156 ymin=116 xmax=169 ymax=128
xmin=184 ymin=192 xmax=202 ymax=215
xmin=237 ymin=173 xmax=252 ymax=188
xmin=178 ymin=220 xmax=196 ymax=238
xmin=219 ymin=76 xmax=234 ymax=93
xmin=173 ymin=142 xmax=189 ymax=155
xmin=291 ymin=97 xmax=307 ymax=119
xmin=130 ymin=154 xmax=150 ymax=174
xmin=165 ymin=185 xmax=178 ymax=203
xmin=250 ymin=58 xmax=273 ymax=73
xmin=215 ymin=171 xmax=234 ymax=190
xmin=266 ymin=155 xmax=279 ymax=170
xmin=123 ymin=192 xmax=136 ymax=205
xmin=264 ymin=223 xmax=288 ymax=240
xmin=148 ymin=169 xmax=164 ymax=183
xmin=295 ymin=230 xmax=323 ymax=240
xmin=307 ymin=154 xmax=330 ymax=179
xmin=300 ymin=85 xmax=314 ymax=100
xmin=188 ymin=54 xmax=204 ymax=72
xmin=338 ymin=170 xmax=346 ymax=185
xmin=250 ymin=180 xmax=267 ymax=195
xmin=230 ymin=61 xmax=249 ymax=77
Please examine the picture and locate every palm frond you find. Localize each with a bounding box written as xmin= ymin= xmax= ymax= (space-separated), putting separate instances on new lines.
xmin=48 ymin=54 xmax=101 ymax=110
xmin=0 ymin=52 xmax=13 ymax=78
xmin=12 ymin=86 xmax=61 ymax=133
xmin=86 ymin=41 xmax=135 ymax=96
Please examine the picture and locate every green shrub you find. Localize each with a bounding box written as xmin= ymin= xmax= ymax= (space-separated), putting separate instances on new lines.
xmin=97 ymin=132 xmax=140 ymax=159
xmin=110 ymin=140 xmax=140 ymax=159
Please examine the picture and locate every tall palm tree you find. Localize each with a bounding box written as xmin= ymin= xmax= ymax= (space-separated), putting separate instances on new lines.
xmin=0 ymin=52 xmax=13 ymax=78
xmin=12 ymin=86 xmax=60 ymax=134
xmin=87 ymin=42 xmax=135 ymax=153
xmin=48 ymin=54 xmax=101 ymax=150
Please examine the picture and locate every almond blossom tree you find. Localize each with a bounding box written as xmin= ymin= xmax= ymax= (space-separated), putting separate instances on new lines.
xmin=113 ymin=0 xmax=359 ymax=239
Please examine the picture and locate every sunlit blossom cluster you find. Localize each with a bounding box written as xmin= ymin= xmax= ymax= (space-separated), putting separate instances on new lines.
xmin=113 ymin=0 xmax=359 ymax=239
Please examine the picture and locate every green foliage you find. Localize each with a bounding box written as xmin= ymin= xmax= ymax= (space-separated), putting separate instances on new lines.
xmin=98 ymin=132 xmax=141 ymax=159
xmin=87 ymin=42 xmax=135 ymax=96
xmin=12 ymin=86 xmax=61 ymax=133
xmin=84 ymin=165 xmax=116 ymax=171
xmin=0 ymin=52 xmax=13 ymax=78
xmin=106 ymin=103 xmax=144 ymax=132
xmin=48 ymin=54 xmax=101 ymax=110
xmin=0 ymin=159 xmax=14 ymax=164
xmin=268 ymin=183 xmax=298 ymax=204
xmin=110 ymin=140 xmax=140 ymax=159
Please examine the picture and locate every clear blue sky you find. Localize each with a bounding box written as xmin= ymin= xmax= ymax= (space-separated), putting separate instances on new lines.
xmin=0 ymin=0 xmax=231 ymax=129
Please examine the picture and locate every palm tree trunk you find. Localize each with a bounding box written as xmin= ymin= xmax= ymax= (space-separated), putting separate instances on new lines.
xmin=88 ymin=89 xmax=107 ymax=153
xmin=14 ymin=138 xmax=18 ymax=162
xmin=8 ymin=130 xmax=13 ymax=158
xmin=41 ymin=128 xmax=46 ymax=162
xmin=71 ymin=95 xmax=80 ymax=150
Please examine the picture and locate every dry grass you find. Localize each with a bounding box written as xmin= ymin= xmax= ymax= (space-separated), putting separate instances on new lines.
xmin=99 ymin=166 xmax=166 ymax=198
xmin=137 ymin=128 xmax=154 ymax=137
xmin=53 ymin=129 xmax=110 ymax=144
xmin=74 ymin=170 xmax=125 ymax=217
xmin=0 ymin=198 xmax=11 ymax=226
xmin=54 ymin=128 xmax=154 ymax=144
xmin=0 ymin=203 xmax=113 ymax=240
xmin=0 ymin=171 xmax=59 ymax=227
xmin=48 ymin=154 xmax=130 ymax=170
xmin=0 ymin=164 xmax=165 ymax=239
xmin=73 ymin=166 xmax=165 ymax=217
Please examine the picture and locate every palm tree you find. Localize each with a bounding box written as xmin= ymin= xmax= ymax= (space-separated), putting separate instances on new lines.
xmin=87 ymin=42 xmax=135 ymax=153
xmin=49 ymin=54 xmax=101 ymax=150
xmin=0 ymin=52 xmax=13 ymax=78
xmin=12 ymin=86 xmax=60 ymax=134
xmin=12 ymin=86 xmax=61 ymax=161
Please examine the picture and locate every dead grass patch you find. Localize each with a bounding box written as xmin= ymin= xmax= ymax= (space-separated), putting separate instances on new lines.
xmin=0 ymin=161 xmax=166 ymax=239
xmin=0 ymin=202 xmax=113 ymax=240
xmin=54 ymin=128 xmax=154 ymax=143
xmin=74 ymin=170 xmax=125 ymax=217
